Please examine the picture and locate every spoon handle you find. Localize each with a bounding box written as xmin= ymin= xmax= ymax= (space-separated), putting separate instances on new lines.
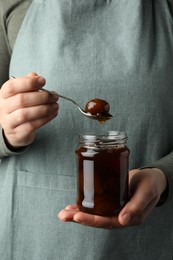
xmin=10 ymin=76 xmax=79 ymax=107
xmin=58 ymin=94 xmax=79 ymax=106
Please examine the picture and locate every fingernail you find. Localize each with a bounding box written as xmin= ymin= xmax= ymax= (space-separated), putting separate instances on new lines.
xmin=121 ymin=213 xmax=131 ymax=225
xmin=51 ymin=91 xmax=58 ymax=95
xmin=51 ymin=92 xmax=59 ymax=99
xmin=38 ymin=76 xmax=46 ymax=85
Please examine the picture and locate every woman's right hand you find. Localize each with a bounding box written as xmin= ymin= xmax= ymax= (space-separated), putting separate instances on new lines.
xmin=0 ymin=72 xmax=59 ymax=149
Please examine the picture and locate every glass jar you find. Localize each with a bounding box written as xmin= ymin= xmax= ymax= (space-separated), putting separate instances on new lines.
xmin=75 ymin=131 xmax=130 ymax=217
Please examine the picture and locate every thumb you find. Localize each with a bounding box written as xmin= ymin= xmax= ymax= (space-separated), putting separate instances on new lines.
xmin=118 ymin=182 xmax=155 ymax=226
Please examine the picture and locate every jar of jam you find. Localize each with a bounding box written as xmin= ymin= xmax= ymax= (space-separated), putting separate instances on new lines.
xmin=75 ymin=131 xmax=130 ymax=217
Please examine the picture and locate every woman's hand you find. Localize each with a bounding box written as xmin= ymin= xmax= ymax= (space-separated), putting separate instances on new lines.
xmin=58 ymin=168 xmax=167 ymax=229
xmin=0 ymin=72 xmax=59 ymax=149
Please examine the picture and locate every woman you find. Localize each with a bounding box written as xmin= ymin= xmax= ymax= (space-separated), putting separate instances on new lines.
xmin=0 ymin=0 xmax=173 ymax=259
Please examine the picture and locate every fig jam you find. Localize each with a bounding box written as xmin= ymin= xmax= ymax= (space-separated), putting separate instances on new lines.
xmin=85 ymin=98 xmax=112 ymax=123
xmin=75 ymin=131 xmax=130 ymax=216
xmin=85 ymin=98 xmax=110 ymax=116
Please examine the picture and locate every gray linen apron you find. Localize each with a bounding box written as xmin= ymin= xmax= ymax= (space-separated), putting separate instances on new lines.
xmin=0 ymin=0 xmax=173 ymax=259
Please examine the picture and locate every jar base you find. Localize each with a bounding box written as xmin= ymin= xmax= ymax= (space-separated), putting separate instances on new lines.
xmin=78 ymin=205 xmax=121 ymax=217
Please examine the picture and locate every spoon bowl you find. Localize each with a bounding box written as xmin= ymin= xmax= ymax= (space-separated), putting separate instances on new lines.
xmin=58 ymin=94 xmax=113 ymax=122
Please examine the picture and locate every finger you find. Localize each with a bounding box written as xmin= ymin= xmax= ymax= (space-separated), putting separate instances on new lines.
xmin=16 ymin=113 xmax=58 ymax=137
xmin=5 ymin=103 xmax=58 ymax=129
xmin=58 ymin=208 xmax=80 ymax=222
xmin=65 ymin=205 xmax=79 ymax=210
xmin=26 ymin=72 xmax=38 ymax=77
xmin=58 ymin=207 xmax=122 ymax=229
xmin=73 ymin=212 xmax=121 ymax=229
xmin=1 ymin=75 xmax=46 ymax=98
xmin=126 ymin=197 xmax=159 ymax=226
xmin=3 ymin=110 xmax=58 ymax=147
xmin=118 ymin=182 xmax=157 ymax=226
xmin=3 ymin=90 xmax=58 ymax=114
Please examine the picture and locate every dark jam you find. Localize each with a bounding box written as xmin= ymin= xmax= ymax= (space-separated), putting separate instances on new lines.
xmin=75 ymin=132 xmax=129 ymax=217
xmin=85 ymin=98 xmax=112 ymax=123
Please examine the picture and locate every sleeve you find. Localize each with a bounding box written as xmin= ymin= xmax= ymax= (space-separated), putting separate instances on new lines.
xmin=0 ymin=4 xmax=11 ymax=86
xmin=0 ymin=1 xmax=30 ymax=158
xmin=148 ymin=152 xmax=173 ymax=205
xmin=0 ymin=0 xmax=33 ymax=86
xmin=0 ymin=4 xmax=13 ymax=157
xmin=145 ymin=1 xmax=173 ymax=204
xmin=0 ymin=128 xmax=28 ymax=158
xmin=168 ymin=0 xmax=173 ymax=16
xmin=134 ymin=1 xmax=173 ymax=206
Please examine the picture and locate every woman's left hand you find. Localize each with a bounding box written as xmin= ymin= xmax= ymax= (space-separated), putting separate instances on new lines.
xmin=58 ymin=168 xmax=167 ymax=229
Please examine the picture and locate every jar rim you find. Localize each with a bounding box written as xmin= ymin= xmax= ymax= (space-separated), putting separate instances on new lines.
xmin=78 ymin=131 xmax=127 ymax=145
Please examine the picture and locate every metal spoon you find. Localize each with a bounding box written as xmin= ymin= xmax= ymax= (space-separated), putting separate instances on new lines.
xmin=56 ymin=94 xmax=113 ymax=122
xmin=10 ymin=76 xmax=112 ymax=122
